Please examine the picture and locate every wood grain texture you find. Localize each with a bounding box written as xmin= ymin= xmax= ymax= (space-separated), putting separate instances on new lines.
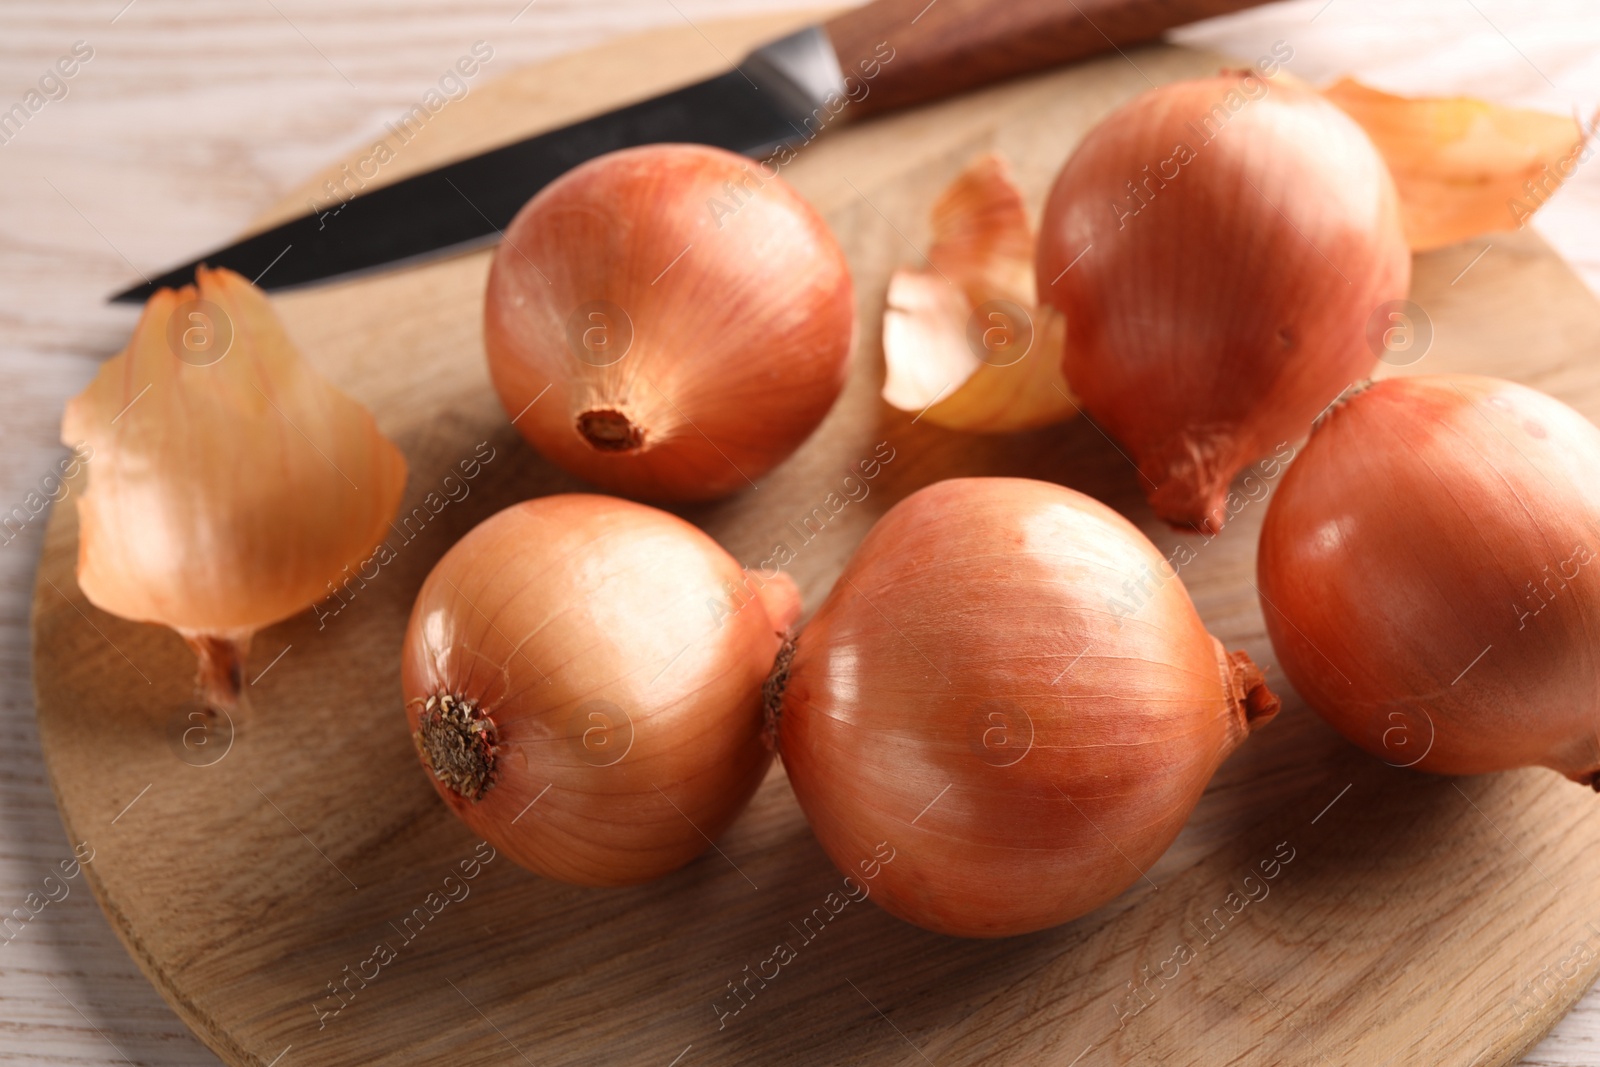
xmin=824 ymin=0 xmax=1269 ymax=116
xmin=26 ymin=10 xmax=1600 ymax=1067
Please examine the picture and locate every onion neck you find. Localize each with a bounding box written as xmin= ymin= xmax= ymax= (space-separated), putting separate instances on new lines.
xmin=1549 ymin=749 xmax=1600 ymax=792
xmin=414 ymin=692 xmax=498 ymax=801
xmin=1214 ymin=637 xmax=1280 ymax=743
xmin=1144 ymin=433 xmax=1234 ymax=535
xmin=577 ymin=408 xmax=644 ymax=452
xmin=181 ymin=630 xmax=251 ymax=713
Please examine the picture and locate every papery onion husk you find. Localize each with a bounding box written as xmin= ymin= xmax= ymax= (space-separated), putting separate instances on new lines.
xmin=485 ymin=143 xmax=855 ymax=501
xmin=1321 ymin=78 xmax=1588 ymax=251
xmin=1258 ymin=374 xmax=1600 ymax=785
xmin=881 ymin=153 xmax=1076 ymax=432
xmin=775 ymin=477 xmax=1278 ymax=937
xmin=61 ymin=267 xmax=407 ymax=709
xmin=1039 ymin=72 xmax=1410 ymax=533
xmin=402 ymin=494 xmax=798 ymax=886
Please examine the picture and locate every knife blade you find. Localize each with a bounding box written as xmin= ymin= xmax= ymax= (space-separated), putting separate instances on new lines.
xmin=112 ymin=0 xmax=1269 ymax=303
xmin=111 ymin=27 xmax=845 ymax=303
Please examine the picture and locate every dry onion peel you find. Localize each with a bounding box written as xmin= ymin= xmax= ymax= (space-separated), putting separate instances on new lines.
xmin=403 ymin=494 xmax=798 ymax=886
xmin=62 ymin=267 xmax=407 ymax=710
xmin=1258 ymin=375 xmax=1600 ymax=785
xmin=881 ymin=153 xmax=1075 ymax=433
xmin=1321 ymin=78 xmax=1588 ymax=251
xmin=775 ymin=477 xmax=1278 ymax=937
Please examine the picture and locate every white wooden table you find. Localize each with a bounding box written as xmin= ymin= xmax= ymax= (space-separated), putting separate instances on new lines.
xmin=2 ymin=1 xmax=1597 ymax=1063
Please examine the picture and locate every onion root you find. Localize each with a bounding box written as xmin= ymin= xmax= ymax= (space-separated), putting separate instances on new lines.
xmin=761 ymin=631 xmax=797 ymax=750
xmin=414 ymin=693 xmax=498 ymax=802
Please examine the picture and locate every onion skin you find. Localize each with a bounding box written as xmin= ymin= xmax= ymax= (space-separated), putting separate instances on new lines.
xmin=880 ymin=152 xmax=1077 ymax=432
xmin=65 ymin=268 xmax=406 ymax=633
xmin=1038 ymin=73 xmax=1410 ymax=533
xmin=401 ymin=495 xmax=797 ymax=886
xmin=61 ymin=267 xmax=407 ymax=709
xmin=777 ymin=478 xmax=1278 ymax=937
xmin=485 ymin=144 xmax=855 ymax=501
xmin=1320 ymin=78 xmax=1586 ymax=251
xmin=1258 ymin=375 xmax=1600 ymax=785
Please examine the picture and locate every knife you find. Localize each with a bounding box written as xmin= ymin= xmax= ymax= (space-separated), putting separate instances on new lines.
xmin=111 ymin=0 xmax=1268 ymax=304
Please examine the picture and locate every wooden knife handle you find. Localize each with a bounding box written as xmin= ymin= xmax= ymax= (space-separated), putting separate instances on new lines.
xmin=824 ymin=0 xmax=1272 ymax=117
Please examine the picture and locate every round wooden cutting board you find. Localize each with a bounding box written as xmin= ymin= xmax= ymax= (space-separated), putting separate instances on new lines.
xmin=32 ymin=11 xmax=1600 ymax=1067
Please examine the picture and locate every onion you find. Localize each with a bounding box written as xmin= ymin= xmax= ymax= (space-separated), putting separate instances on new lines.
xmin=485 ymin=144 xmax=855 ymax=501
xmin=1038 ymin=72 xmax=1410 ymax=533
xmin=1258 ymin=375 xmax=1600 ymax=785
xmin=61 ymin=267 xmax=407 ymax=711
xmin=401 ymin=494 xmax=799 ymax=885
xmin=774 ymin=478 xmax=1278 ymax=937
